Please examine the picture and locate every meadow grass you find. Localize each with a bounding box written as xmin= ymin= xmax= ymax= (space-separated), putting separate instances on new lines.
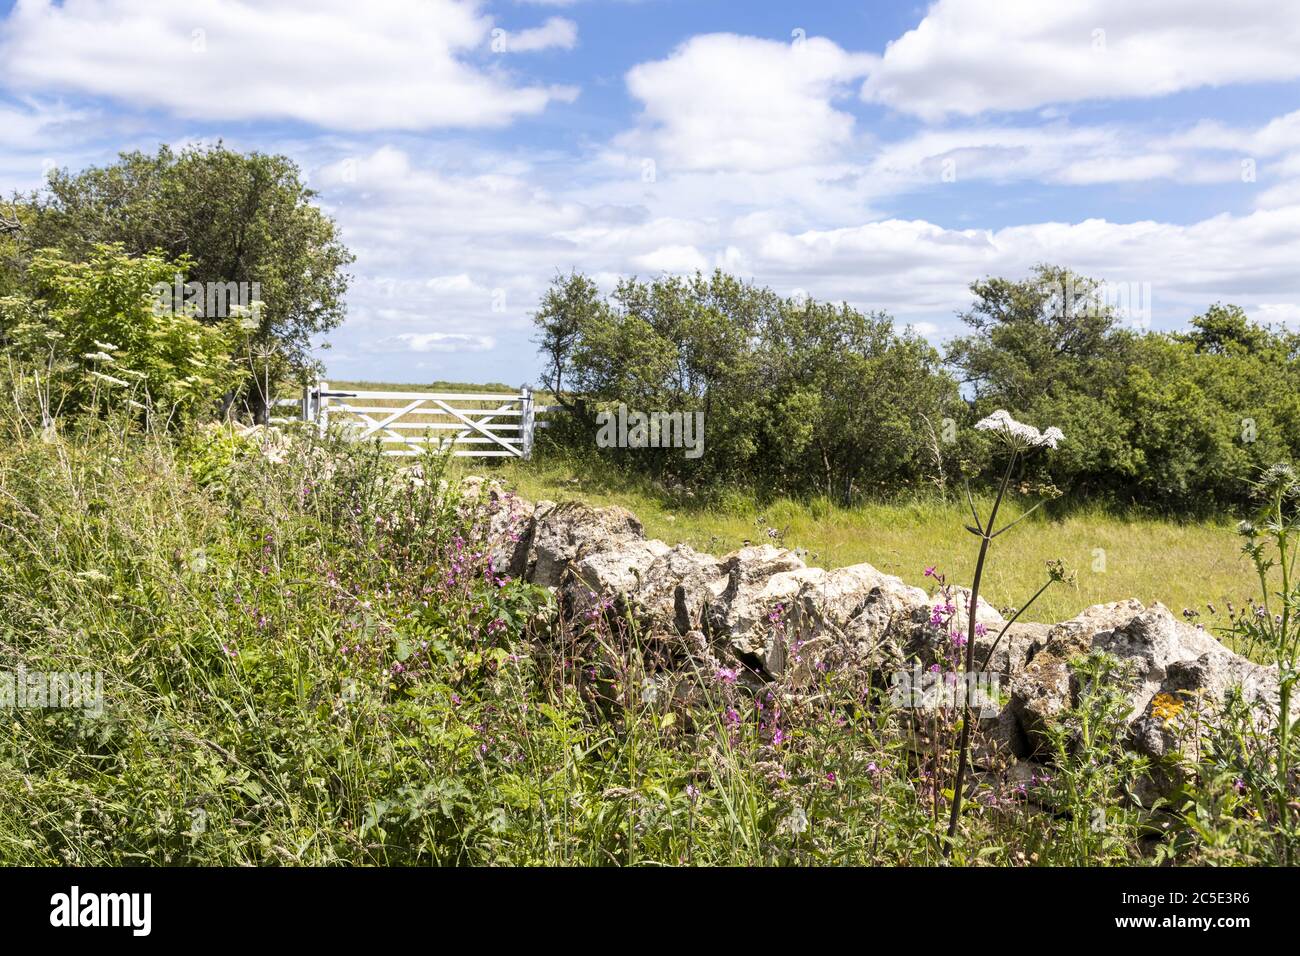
xmin=0 ymin=406 xmax=1289 ymax=865
xmin=330 ymin=378 xmax=519 ymax=393
xmin=6 ymin=376 xmax=1260 ymax=867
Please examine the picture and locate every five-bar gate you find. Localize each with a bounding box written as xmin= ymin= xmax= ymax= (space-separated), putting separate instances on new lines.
xmin=273 ymin=383 xmax=552 ymax=459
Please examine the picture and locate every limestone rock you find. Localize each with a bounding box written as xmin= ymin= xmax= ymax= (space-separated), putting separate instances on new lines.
xmin=567 ymin=538 xmax=672 ymax=618
xmin=1009 ymin=600 xmax=1270 ymax=761
xmin=526 ymin=500 xmax=645 ymax=587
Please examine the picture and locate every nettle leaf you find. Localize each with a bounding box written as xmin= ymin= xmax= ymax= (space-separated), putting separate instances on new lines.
xmin=395 ymin=635 xmax=413 ymax=662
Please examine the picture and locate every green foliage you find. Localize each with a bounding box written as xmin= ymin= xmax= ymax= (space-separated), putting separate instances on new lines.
xmin=534 ymin=269 xmax=960 ymax=500
xmin=946 ymin=266 xmax=1300 ymax=513
xmin=22 ymin=143 xmax=354 ymax=402
xmin=0 ymin=200 xmax=29 ymax=299
xmin=948 ymin=266 xmax=1133 ymax=408
xmin=0 ymin=388 xmax=1289 ymax=866
xmin=1031 ymin=652 xmax=1152 ymax=865
xmin=537 ymin=264 xmax=1300 ymax=514
xmin=0 ymin=244 xmax=249 ymax=421
xmin=1220 ymin=464 xmax=1300 ymax=859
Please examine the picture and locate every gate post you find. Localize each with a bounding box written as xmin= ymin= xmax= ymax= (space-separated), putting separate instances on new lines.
xmin=520 ymin=386 xmax=535 ymax=460
xmin=317 ymin=380 xmax=329 ymax=435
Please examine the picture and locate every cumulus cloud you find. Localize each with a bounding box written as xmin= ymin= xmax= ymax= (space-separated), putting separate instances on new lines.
xmin=631 ymin=244 xmax=711 ymax=274
xmin=310 ymin=140 xmax=1300 ymax=380
xmin=392 ymin=332 xmax=495 ymax=352
xmin=1055 ymin=153 xmax=1182 ymax=185
xmin=0 ymin=97 xmax=137 ymax=190
xmin=1255 ymin=303 xmax=1300 ymax=327
xmin=862 ymin=0 xmax=1300 ymax=119
xmin=0 ymin=98 xmax=94 ymax=150
xmin=0 ymin=0 xmax=578 ymax=131
xmin=496 ymin=17 xmax=577 ymax=53
xmin=5 ymin=8 xmax=1299 ymax=382
xmin=620 ymin=33 xmax=875 ymax=172
xmin=746 ymin=206 xmax=1300 ymax=326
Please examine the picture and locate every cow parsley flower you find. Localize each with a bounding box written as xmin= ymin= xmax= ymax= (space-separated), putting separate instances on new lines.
xmin=975 ymin=409 xmax=1064 ymax=451
xmin=88 ymin=370 xmax=130 ymax=387
xmin=784 ymin=805 xmax=809 ymax=835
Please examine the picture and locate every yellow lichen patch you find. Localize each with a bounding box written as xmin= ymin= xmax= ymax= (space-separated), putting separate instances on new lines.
xmin=1151 ymin=692 xmax=1185 ymax=723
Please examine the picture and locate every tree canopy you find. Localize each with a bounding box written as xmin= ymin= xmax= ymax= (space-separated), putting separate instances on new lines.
xmin=537 ymin=265 xmax=1300 ymax=513
xmin=16 ymin=143 xmax=353 ymax=406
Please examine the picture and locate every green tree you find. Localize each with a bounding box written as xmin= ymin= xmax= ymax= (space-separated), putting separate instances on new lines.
xmin=0 ymin=198 xmax=30 ymax=298
xmin=1182 ymin=303 xmax=1276 ymax=357
xmin=759 ymin=298 xmax=958 ymax=499
xmin=24 ymin=143 xmax=353 ymax=414
xmin=533 ymin=270 xmax=957 ymax=499
xmin=946 ymin=264 xmax=1133 ymax=408
xmin=950 ymin=267 xmax=1300 ymax=511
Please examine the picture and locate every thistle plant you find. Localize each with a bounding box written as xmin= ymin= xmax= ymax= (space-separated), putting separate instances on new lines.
xmin=945 ymin=410 xmax=1065 ymax=855
xmin=1233 ymin=463 xmax=1300 ymax=851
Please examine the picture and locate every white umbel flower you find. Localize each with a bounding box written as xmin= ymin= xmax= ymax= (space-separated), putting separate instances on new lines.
xmin=88 ymin=370 xmax=130 ymax=387
xmin=975 ymin=409 xmax=1064 ymax=451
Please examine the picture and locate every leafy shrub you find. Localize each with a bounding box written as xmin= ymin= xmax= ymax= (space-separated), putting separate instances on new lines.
xmin=534 ymin=269 xmax=961 ymax=501
xmin=0 ymin=244 xmax=249 ymax=423
xmin=536 ymin=266 xmax=1300 ymax=514
xmin=22 ymin=143 xmax=353 ymax=385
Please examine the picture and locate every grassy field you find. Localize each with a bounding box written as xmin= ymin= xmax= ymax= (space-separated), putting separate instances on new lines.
xmin=485 ymin=455 xmax=1258 ymax=633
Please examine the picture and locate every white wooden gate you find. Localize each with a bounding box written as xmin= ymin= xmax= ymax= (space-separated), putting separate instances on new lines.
xmin=273 ymin=383 xmax=552 ymax=459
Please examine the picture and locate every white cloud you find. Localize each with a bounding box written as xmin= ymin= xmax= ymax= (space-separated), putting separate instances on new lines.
xmin=1258 ymin=176 xmax=1300 ymax=210
xmin=498 ymin=17 xmax=577 ymax=53
xmin=1056 ymin=153 xmax=1181 ymax=185
xmin=309 ymin=140 xmax=1300 ymax=380
xmin=610 ymin=27 xmax=1296 ymax=194
xmin=424 ymin=274 xmax=487 ymax=295
xmin=392 ymin=332 xmax=495 ymax=352
xmin=0 ymin=0 xmax=578 ymax=131
xmin=862 ymin=0 xmax=1300 ymax=119
xmin=852 ymin=114 xmax=1296 ymax=192
xmin=631 ymin=244 xmax=710 ymax=274
xmin=1163 ymin=110 xmax=1300 ymax=157
xmin=620 ymin=33 xmax=875 ymax=172
xmin=1255 ymin=303 xmax=1300 ymax=327
xmin=0 ymin=97 xmax=139 ymax=190
xmin=0 ymin=98 xmax=93 ymax=150
xmin=745 ymin=206 xmax=1300 ymax=327
xmin=6 ymin=10 xmax=1299 ymax=382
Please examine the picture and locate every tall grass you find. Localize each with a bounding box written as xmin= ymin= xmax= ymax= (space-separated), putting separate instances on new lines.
xmin=0 ymin=391 xmax=1291 ymax=865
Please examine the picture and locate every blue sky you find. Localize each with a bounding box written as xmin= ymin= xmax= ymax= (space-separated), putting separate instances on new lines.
xmin=1 ymin=0 xmax=1299 ymax=384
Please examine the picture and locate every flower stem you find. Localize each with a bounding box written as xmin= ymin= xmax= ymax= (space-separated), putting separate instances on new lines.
xmin=945 ymin=450 xmax=1017 ymax=856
